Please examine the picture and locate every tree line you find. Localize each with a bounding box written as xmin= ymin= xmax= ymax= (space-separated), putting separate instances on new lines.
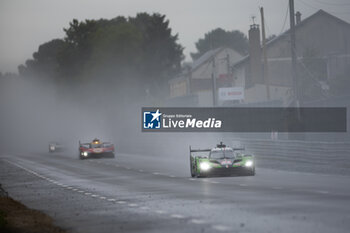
xmin=18 ymin=13 xmax=185 ymax=100
xmin=7 ymin=12 xmax=348 ymax=103
xmin=14 ymin=14 xmax=251 ymax=102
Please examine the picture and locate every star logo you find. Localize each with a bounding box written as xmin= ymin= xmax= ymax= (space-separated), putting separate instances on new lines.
xmin=151 ymin=109 xmax=162 ymax=122
xmin=143 ymin=109 xmax=162 ymax=129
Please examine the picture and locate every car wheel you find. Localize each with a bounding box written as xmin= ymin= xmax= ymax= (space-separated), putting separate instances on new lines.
xmin=250 ymin=166 xmax=255 ymax=176
xmin=190 ymin=164 xmax=195 ymax=177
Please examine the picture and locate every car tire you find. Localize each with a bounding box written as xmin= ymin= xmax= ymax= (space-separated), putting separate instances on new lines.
xmin=190 ymin=164 xmax=195 ymax=177
xmin=190 ymin=157 xmax=196 ymax=177
xmin=250 ymin=167 xmax=256 ymax=176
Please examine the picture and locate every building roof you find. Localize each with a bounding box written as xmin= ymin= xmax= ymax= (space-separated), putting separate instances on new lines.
xmin=232 ymin=9 xmax=350 ymax=68
xmin=191 ymin=47 xmax=224 ymax=71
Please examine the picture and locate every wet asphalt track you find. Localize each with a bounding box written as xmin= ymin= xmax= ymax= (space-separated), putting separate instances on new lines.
xmin=1 ymin=152 xmax=350 ymax=233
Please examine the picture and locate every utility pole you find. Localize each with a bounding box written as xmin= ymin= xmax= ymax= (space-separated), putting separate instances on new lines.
xmin=226 ymin=54 xmax=231 ymax=85
xmin=226 ymin=54 xmax=230 ymax=76
xmin=212 ymin=57 xmax=217 ymax=107
xmin=289 ymin=0 xmax=299 ymax=108
xmin=260 ymin=7 xmax=270 ymax=100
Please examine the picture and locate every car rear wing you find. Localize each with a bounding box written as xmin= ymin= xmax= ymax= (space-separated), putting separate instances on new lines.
xmin=102 ymin=142 xmax=113 ymax=145
xmin=189 ymin=146 xmax=210 ymax=159
xmin=189 ymin=146 xmax=211 ymax=153
xmin=232 ymin=147 xmax=245 ymax=151
xmin=79 ymin=141 xmax=90 ymax=148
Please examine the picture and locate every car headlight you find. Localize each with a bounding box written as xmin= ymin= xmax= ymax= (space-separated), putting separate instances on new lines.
xmin=199 ymin=162 xmax=211 ymax=171
xmin=50 ymin=146 xmax=55 ymax=151
xmin=82 ymin=151 xmax=88 ymax=156
xmin=245 ymin=160 xmax=253 ymax=167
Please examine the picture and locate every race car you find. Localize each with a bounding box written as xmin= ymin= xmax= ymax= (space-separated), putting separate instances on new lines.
xmin=49 ymin=142 xmax=64 ymax=153
xmin=189 ymin=142 xmax=255 ymax=177
xmin=79 ymin=138 xmax=115 ymax=159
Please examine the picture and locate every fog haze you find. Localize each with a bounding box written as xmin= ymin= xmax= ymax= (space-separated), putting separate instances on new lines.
xmin=1 ymin=0 xmax=350 ymax=73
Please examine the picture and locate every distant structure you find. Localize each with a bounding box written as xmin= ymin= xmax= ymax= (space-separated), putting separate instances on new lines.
xmin=232 ymin=10 xmax=350 ymax=106
xmin=168 ymin=47 xmax=243 ymax=107
xmin=168 ymin=10 xmax=350 ymax=107
xmin=247 ymin=24 xmax=262 ymax=86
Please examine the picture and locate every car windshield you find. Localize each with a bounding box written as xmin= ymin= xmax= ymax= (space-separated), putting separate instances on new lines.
xmin=102 ymin=143 xmax=112 ymax=148
xmin=91 ymin=143 xmax=102 ymax=148
xmin=210 ymin=149 xmax=235 ymax=159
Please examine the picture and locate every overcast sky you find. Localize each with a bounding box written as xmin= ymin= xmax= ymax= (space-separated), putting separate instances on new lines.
xmin=1 ymin=0 xmax=350 ymax=73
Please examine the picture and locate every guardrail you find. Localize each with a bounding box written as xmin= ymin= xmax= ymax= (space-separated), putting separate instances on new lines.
xmin=231 ymin=138 xmax=350 ymax=175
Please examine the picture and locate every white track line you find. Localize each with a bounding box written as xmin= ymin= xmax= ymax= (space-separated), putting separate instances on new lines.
xmin=155 ymin=210 xmax=166 ymax=214
xmin=5 ymin=159 xmax=233 ymax=231
xmin=170 ymin=214 xmax=185 ymax=219
xmin=190 ymin=219 xmax=206 ymax=224
xmin=316 ymin=190 xmax=329 ymax=194
xmin=212 ymin=224 xmax=230 ymax=231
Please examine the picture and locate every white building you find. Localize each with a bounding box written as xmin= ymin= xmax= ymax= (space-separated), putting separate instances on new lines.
xmin=169 ymin=10 xmax=350 ymax=107
xmin=232 ymin=10 xmax=350 ymax=106
xmin=169 ymin=47 xmax=244 ymax=106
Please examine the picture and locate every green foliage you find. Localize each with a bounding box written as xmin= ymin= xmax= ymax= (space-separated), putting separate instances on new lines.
xmin=191 ymin=28 xmax=248 ymax=60
xmin=0 ymin=210 xmax=7 ymax=228
xmin=19 ymin=13 xmax=184 ymax=99
xmin=19 ymin=39 xmax=66 ymax=79
xmin=130 ymin=13 xmax=183 ymax=94
xmin=89 ymin=22 xmax=143 ymax=70
xmin=57 ymin=19 xmax=100 ymax=77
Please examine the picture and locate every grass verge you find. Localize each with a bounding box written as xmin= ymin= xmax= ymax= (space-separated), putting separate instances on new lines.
xmin=0 ymin=196 xmax=66 ymax=233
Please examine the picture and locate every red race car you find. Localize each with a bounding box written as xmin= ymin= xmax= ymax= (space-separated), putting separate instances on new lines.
xmin=79 ymin=138 xmax=115 ymax=159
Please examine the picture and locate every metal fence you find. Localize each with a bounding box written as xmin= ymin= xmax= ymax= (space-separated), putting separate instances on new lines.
xmin=233 ymin=138 xmax=350 ymax=175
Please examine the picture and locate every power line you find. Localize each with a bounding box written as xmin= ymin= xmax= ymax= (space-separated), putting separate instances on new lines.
xmin=298 ymin=0 xmax=350 ymax=14
xmin=258 ymin=6 xmax=273 ymax=36
xmin=312 ymin=0 xmax=350 ymax=6
xmin=279 ymin=2 xmax=290 ymax=35
xmin=298 ymin=0 xmax=319 ymax=10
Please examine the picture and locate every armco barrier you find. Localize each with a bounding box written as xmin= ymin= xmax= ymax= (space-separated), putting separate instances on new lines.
xmin=232 ymin=138 xmax=350 ymax=174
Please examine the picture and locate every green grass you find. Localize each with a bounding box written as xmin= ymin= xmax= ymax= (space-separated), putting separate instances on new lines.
xmin=0 ymin=209 xmax=7 ymax=228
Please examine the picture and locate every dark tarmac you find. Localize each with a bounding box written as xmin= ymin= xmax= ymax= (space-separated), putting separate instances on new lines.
xmin=1 ymin=152 xmax=350 ymax=233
